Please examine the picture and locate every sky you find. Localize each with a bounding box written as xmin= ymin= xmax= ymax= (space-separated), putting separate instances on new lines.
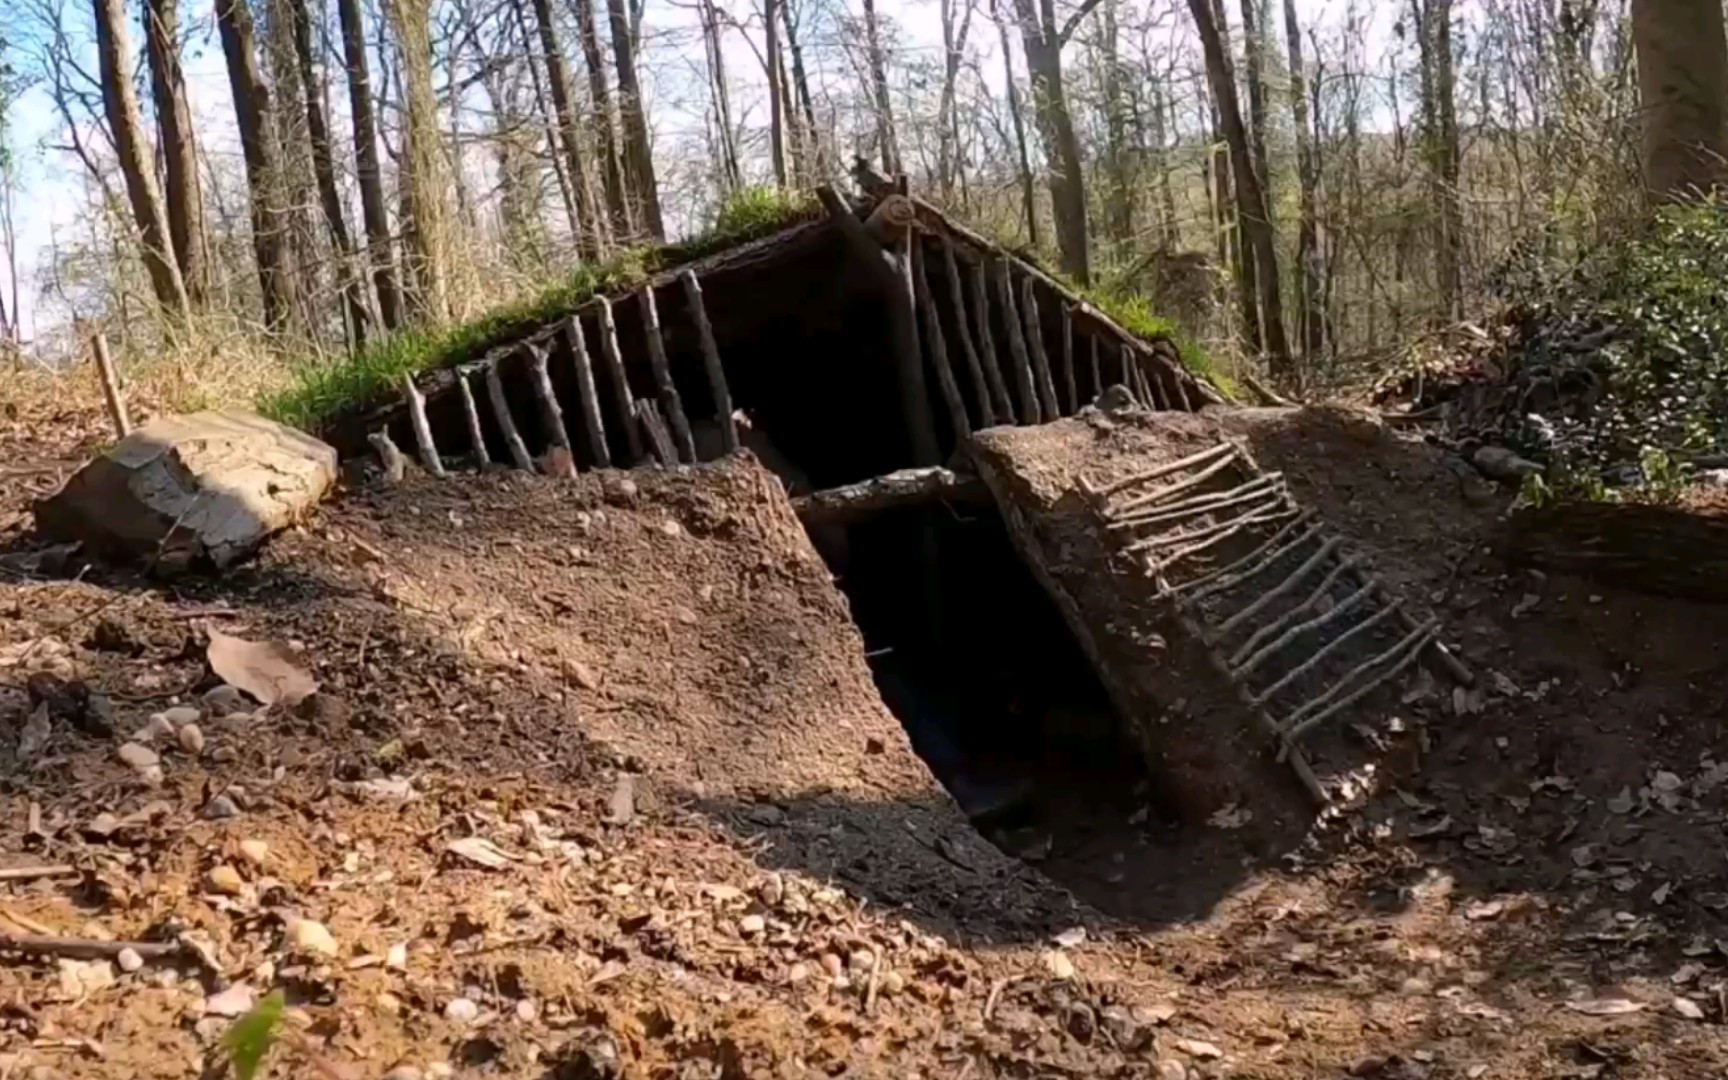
xmin=0 ymin=0 xmax=1395 ymax=343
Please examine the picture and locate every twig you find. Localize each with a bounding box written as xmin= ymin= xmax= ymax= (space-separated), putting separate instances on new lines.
xmin=864 ymin=949 xmax=883 ymax=1015
xmin=1109 ymin=473 xmax=1284 ymax=531
xmin=1252 ymin=599 xmax=1404 ymax=707
xmin=0 ymin=865 xmax=79 ymax=883
xmin=1215 ymin=537 xmax=1345 ymax=640
xmin=983 ymin=976 xmax=1012 ymax=1023
xmin=0 ymin=927 xmax=182 ymax=962
xmin=1109 ymin=448 xmax=1246 ymax=516
xmin=1090 ymin=440 xmax=1236 ymax=497
xmin=1284 ymin=621 xmax=1439 ymax=741
xmin=1181 ymin=518 xmax=1323 ymax=605
xmin=1234 ymin=579 xmax=1377 ymax=680
xmin=1228 ymin=554 xmax=1361 ymax=667
xmin=1165 ymin=511 xmax=1316 ymax=600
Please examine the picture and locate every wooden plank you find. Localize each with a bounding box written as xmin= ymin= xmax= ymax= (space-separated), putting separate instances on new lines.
xmin=637 ymin=285 xmax=696 ymax=462
xmin=911 ymin=239 xmax=971 ymax=440
xmin=636 ymin=398 xmax=676 ymax=466
xmin=564 ymin=317 xmax=611 ymax=468
xmin=595 ymin=297 xmax=645 ymax=464
xmin=679 ymin=269 xmax=737 ymax=454
xmin=526 ymin=342 xmax=573 ymax=454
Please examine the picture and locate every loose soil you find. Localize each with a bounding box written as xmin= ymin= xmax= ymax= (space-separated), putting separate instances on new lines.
xmin=0 ymin=403 xmax=1724 ymax=1078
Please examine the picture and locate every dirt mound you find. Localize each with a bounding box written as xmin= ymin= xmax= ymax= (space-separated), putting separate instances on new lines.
xmin=1 ymin=442 xmax=1726 ymax=1078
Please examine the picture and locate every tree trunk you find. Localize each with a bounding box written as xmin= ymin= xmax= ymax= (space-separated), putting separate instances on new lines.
xmin=1237 ymin=0 xmax=1273 ymax=227
xmin=1282 ymin=0 xmax=1322 ymax=360
xmin=1010 ymin=0 xmax=1090 ymax=283
xmin=697 ymin=0 xmax=741 ymax=194
xmin=215 ymin=0 xmax=292 ymax=331
xmin=1413 ymin=0 xmax=1462 ymax=317
xmin=936 ymin=0 xmax=973 ymax=202
xmin=1098 ymin=0 xmax=1133 ymax=245
xmin=575 ymin=0 xmax=631 ymax=240
xmin=992 ymin=0 xmax=1039 ymax=246
xmin=1152 ymin=82 xmax=1180 ymax=250
xmin=141 ymin=0 xmax=206 ymax=310
xmin=95 ymin=0 xmax=189 ymax=320
xmin=606 ymin=0 xmax=663 ymax=239
xmin=1188 ymin=0 xmax=1290 ymax=371
xmin=1631 ymin=0 xmax=1728 ymax=199
xmin=765 ymin=0 xmax=787 ymax=186
xmin=862 ymin=0 xmax=901 ymax=174
xmin=528 ymin=0 xmax=602 ymax=259
xmin=388 ymin=0 xmax=452 ymax=322
xmin=782 ymin=2 xmax=822 ymax=181
xmin=337 ymin=0 xmax=404 ymax=329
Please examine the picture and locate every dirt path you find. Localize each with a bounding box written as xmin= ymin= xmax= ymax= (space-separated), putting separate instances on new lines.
xmin=0 ymin=425 xmax=1723 ymax=1078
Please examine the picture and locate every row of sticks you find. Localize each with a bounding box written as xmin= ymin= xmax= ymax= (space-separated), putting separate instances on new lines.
xmin=1082 ymin=440 xmax=1474 ymax=805
xmin=906 ymin=229 xmax=1197 ymax=443
xmin=378 ymin=267 xmax=737 ymax=480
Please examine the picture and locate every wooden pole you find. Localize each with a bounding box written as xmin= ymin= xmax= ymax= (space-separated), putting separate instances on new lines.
xmin=635 ymin=398 xmax=676 ymax=465
xmin=637 ymin=284 xmax=696 ymax=463
xmin=911 ymin=239 xmax=971 ymax=441
xmin=525 ymin=343 xmax=573 ymax=456
xmin=399 ymin=373 xmax=446 ymax=477
xmin=1088 ymin=335 xmax=1101 ymax=404
xmin=594 ymin=298 xmax=645 ymax=464
xmin=483 ymin=357 xmax=534 ymax=471
xmin=1060 ymin=305 xmax=1077 ymax=413
xmin=679 ymin=269 xmax=737 ymax=453
xmin=564 ymin=317 xmax=612 ymax=468
xmin=966 ymin=257 xmax=1015 ymax=424
xmin=456 ymin=369 xmax=491 ymax=467
xmin=90 ymin=331 xmax=131 ymax=438
xmin=993 ymin=259 xmax=1040 ymax=424
xmin=940 ymin=234 xmax=995 ymax=425
xmin=1018 ymin=275 xmax=1061 ymax=419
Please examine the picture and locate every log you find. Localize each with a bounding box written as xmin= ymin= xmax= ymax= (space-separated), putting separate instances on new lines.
xmin=637 ymin=285 xmax=696 ymax=463
xmin=911 ymin=240 xmax=972 ymax=440
xmin=1018 ymin=274 xmax=1062 ymax=419
xmin=941 ymin=235 xmax=995 ymax=426
xmin=817 ymin=184 xmax=940 ymax=465
xmin=91 ymin=331 xmax=131 ymax=438
xmin=790 ymin=467 xmax=990 ymax=524
xmin=1088 ymin=336 xmax=1102 ymax=405
xmin=456 ymin=369 xmax=491 ymax=467
xmin=993 ymin=259 xmax=1041 ymax=424
xmin=563 ymin=317 xmax=611 ymax=468
xmin=1251 ymin=597 xmax=1402 ymax=708
xmin=967 ymin=257 xmax=1016 ymax=424
xmin=398 ymin=373 xmax=445 ymax=477
xmin=368 ymin=430 xmax=407 ymax=484
xmin=636 ymin=399 xmax=676 ymax=466
xmin=483 ymin=358 xmax=534 ymax=471
xmin=595 ymin=298 xmax=645 ymax=464
xmin=863 ymin=193 xmax=916 ymax=242
xmin=525 ymin=343 xmax=573 ymax=456
xmin=1060 ymin=306 xmax=1077 ymax=414
xmin=679 ymin=270 xmax=736 ymax=454
xmin=1161 ymin=358 xmax=1193 ymax=411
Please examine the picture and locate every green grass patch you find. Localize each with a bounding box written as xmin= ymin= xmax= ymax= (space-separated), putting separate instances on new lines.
xmin=1078 ymin=284 xmax=1234 ymax=399
xmin=258 ymin=190 xmax=819 ymax=432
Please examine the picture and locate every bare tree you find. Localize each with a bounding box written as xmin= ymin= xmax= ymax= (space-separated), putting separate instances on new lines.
xmin=94 ymin=0 xmax=188 ymax=320
xmin=528 ymin=0 xmax=603 ymax=257
xmin=1282 ymin=0 xmax=1322 ymax=359
xmin=336 ymin=0 xmax=404 ymax=328
xmin=935 ymin=0 xmax=974 ymax=203
xmin=697 ymin=0 xmax=741 ymax=194
xmin=765 ymin=0 xmax=787 ymax=186
xmin=606 ymin=0 xmax=664 ymax=238
xmin=573 ymin=0 xmax=630 ymax=238
xmin=1008 ymin=0 xmax=1091 ymax=282
xmin=388 ymin=0 xmax=454 ymax=321
xmin=860 ymin=0 xmax=901 ymax=174
xmin=215 ymin=0 xmax=294 ymax=330
xmin=990 ymin=0 xmax=1039 ymax=246
xmin=141 ymin=0 xmax=206 ymax=309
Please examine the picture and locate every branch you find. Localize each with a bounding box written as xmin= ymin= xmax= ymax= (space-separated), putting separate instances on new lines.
xmin=1056 ymin=0 xmax=1105 ymax=45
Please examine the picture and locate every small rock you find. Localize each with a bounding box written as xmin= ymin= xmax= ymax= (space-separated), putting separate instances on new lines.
xmin=443 ymin=997 xmax=480 ymax=1025
xmin=737 ymin=914 xmax=766 ymax=936
xmin=1472 ymin=445 xmax=1542 ymax=483
xmin=879 ymin=970 xmax=905 ymax=996
xmin=162 ymin=705 xmax=201 ymax=727
xmin=137 ymin=714 xmax=177 ymax=743
xmin=116 ymin=948 xmax=144 ymax=973
xmin=210 ymin=746 xmax=238 ymax=764
xmin=659 ymin=519 xmax=682 ymax=537
xmin=1042 ymin=950 xmax=1075 ymax=980
xmin=1172 ymin=1038 xmax=1223 ymax=1060
xmin=758 ymin=874 xmax=786 ymax=908
xmin=515 ymin=999 xmax=538 ymax=1022
xmin=177 ymin=724 xmax=206 ymax=756
xmin=788 ymin=962 xmax=811 ymax=984
xmin=848 ymin=949 xmax=875 ymax=975
xmin=203 ymin=794 xmax=241 ymax=820
xmin=203 ymin=982 xmax=256 ymax=1017
xmin=1399 ymin=976 xmax=1433 ymax=996
xmin=202 ymin=685 xmax=250 ymax=715
xmin=1156 ymin=1061 xmax=1187 ymax=1080
xmin=564 ymin=659 xmax=600 ymax=691
xmin=746 ymin=803 xmax=784 ymax=827
xmin=820 ymin=954 xmax=844 ymax=979
xmin=238 ymin=839 xmax=269 ymax=867
xmin=207 ymin=865 xmax=245 ymax=896
xmin=426 ymin=1066 xmax=454 ymax=1080
xmin=287 ymin=917 xmax=338 ymax=958
xmin=386 ymin=942 xmax=409 ymax=971
xmin=117 ymin=742 xmax=162 ymax=785
xmin=1673 ymin=996 xmax=1706 ymax=1021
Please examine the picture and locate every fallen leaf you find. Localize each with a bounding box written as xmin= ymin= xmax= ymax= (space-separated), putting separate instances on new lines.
xmin=445 ymin=836 xmax=516 ymax=869
xmin=204 ymin=982 xmax=258 ymax=1018
xmin=1051 ymin=927 xmax=1086 ymax=949
xmin=1207 ymin=804 xmax=1252 ymax=830
xmin=56 ymin=959 xmax=114 ymax=999
xmin=207 ymin=630 xmax=316 ymax=708
xmin=1410 ymin=815 xmax=1453 ymax=839
xmin=1042 ymin=950 xmax=1075 ymax=980
xmin=1606 ymin=787 xmax=1635 ymax=815
xmin=1465 ymin=899 xmax=1506 ymax=921
xmin=1172 ymin=1038 xmax=1223 ymax=1060
xmin=1653 ymin=882 xmax=1673 ymax=905
xmin=1564 ymin=998 xmax=1645 ymax=1016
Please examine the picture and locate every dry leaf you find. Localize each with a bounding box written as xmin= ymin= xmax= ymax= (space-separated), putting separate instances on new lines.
xmin=1041 ymin=950 xmax=1075 ymax=980
xmin=1606 ymin=787 xmax=1635 ymax=815
xmin=445 ymin=836 xmax=515 ymax=869
xmin=1564 ymin=998 xmax=1645 ymax=1016
xmin=207 ymin=630 xmax=316 ymax=708
xmin=1051 ymin=927 xmax=1086 ymax=949
xmin=1672 ymin=997 xmax=1705 ymax=1021
xmin=1464 ymin=899 xmax=1506 ymax=921
xmin=1207 ymin=803 xmax=1252 ymax=830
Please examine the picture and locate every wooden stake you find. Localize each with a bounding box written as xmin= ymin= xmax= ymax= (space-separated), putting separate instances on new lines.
xmin=483 ymin=358 xmax=534 ymax=471
xmin=967 ymin=257 xmax=1016 ymax=424
xmin=456 ymin=369 xmax=491 ymax=467
xmin=1018 ymin=274 xmax=1061 ymax=419
xmin=399 ymin=373 xmax=445 ymax=477
xmin=563 ymin=317 xmax=611 ymax=468
xmin=1088 ymin=336 xmax=1102 ymax=404
xmin=526 ymin=343 xmax=572 ymax=455
xmin=1133 ymin=362 xmax=1155 ymax=410
xmin=1161 ymin=358 xmax=1194 ymax=411
xmin=912 ymin=240 xmax=971 ymax=440
xmin=1097 ymin=440 xmax=1237 ymax=496
xmin=636 ymin=398 xmax=676 ymax=466
xmin=1060 ymin=306 xmax=1077 ymax=414
xmin=595 ymin=298 xmax=645 ymax=464
xmin=90 ymin=330 xmax=130 ymax=438
xmin=637 ymin=285 xmax=696 ymax=463
xmin=679 ymin=270 xmax=736 ymax=454
xmin=941 ymin=236 xmax=995 ymax=425
xmin=993 ymin=259 xmax=1040 ymax=424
